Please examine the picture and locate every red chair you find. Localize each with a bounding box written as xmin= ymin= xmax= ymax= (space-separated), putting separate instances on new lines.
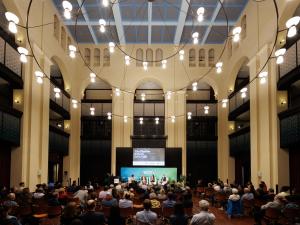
xmin=214 ymin=192 xmax=227 ymax=208
xmin=263 ymin=208 xmax=282 ymax=225
xmin=242 ymin=199 xmax=254 ymax=216
xmin=47 ymin=205 xmax=62 ymax=218
xmin=101 ymin=206 xmax=111 ymax=218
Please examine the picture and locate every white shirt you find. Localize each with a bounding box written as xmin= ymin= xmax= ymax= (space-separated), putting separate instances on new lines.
xmin=74 ymin=190 xmax=88 ymax=203
xmin=136 ymin=210 xmax=157 ymax=224
xmin=190 ymin=211 xmax=216 ymax=225
xmin=119 ymin=199 xmax=133 ymax=208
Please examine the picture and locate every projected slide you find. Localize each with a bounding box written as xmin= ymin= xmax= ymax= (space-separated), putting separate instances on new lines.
xmin=133 ymin=148 xmax=165 ymax=166
xmin=121 ymin=167 xmax=177 ymax=182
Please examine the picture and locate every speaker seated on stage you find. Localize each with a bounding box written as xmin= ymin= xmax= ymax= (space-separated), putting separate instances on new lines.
xmin=150 ymin=175 xmax=156 ymax=185
xmin=161 ymin=175 xmax=169 ymax=185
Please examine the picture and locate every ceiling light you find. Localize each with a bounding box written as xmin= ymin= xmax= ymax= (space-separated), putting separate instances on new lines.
xmin=17 ymin=47 xmax=29 ymax=63
xmin=109 ymin=42 xmax=115 ymax=53
xmin=197 ymin=7 xmax=205 ymax=22
xmin=192 ymin=32 xmax=199 ymax=44
xmin=62 ymin=1 xmax=72 ymax=19
xmin=68 ymin=45 xmax=76 ymax=58
xmin=258 ymin=71 xmax=268 ymax=84
xmin=124 ymin=116 xmax=128 ymax=123
xmin=286 ymin=16 xmax=300 ymax=38
xmin=232 ymin=26 xmax=242 ymax=42
xmin=34 ymin=71 xmax=44 ymax=84
xmin=143 ymin=61 xmax=148 ymax=71
xmin=139 ymin=117 xmax=143 ymax=125
xmin=155 ymin=117 xmax=159 ymax=125
xmin=99 ymin=19 xmax=106 ymax=33
xmin=107 ymin=112 xmax=112 ymax=120
xmin=179 ymin=50 xmax=184 ymax=61
xmin=187 ymin=112 xmax=192 ymax=120
xmin=204 ymin=106 xmax=209 ymax=114
xmin=274 ymin=48 xmax=286 ymax=64
xmin=240 ymin=87 xmax=247 ymax=98
xmin=216 ymin=62 xmax=223 ymax=74
xmin=115 ymin=88 xmax=121 ymax=96
xmin=166 ymin=91 xmax=172 ymax=100
xmin=90 ymin=72 xmax=96 ymax=83
xmin=5 ymin=12 xmax=19 ymax=34
xmin=222 ymin=99 xmax=228 ymax=108
xmin=54 ymin=87 xmax=61 ymax=98
xmin=141 ymin=93 xmax=146 ymax=101
xmin=125 ymin=55 xmax=130 ymax=65
xmin=171 ymin=116 xmax=176 ymax=123
xmin=102 ymin=0 xmax=109 ymax=7
xmin=72 ymin=99 xmax=78 ymax=109
xmin=90 ymin=106 xmax=95 ymax=115
xmin=161 ymin=60 xmax=167 ymax=69
xmin=192 ymin=82 xmax=198 ymax=91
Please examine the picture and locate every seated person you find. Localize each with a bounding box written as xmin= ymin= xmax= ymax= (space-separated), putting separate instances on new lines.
xmin=227 ymin=188 xmax=241 ymax=218
xmin=149 ymin=193 xmax=161 ymax=208
xmin=61 ymin=202 xmax=80 ymax=225
xmin=80 ymin=200 xmax=105 ymax=225
xmin=0 ymin=205 xmax=21 ymax=225
xmin=102 ymin=193 xmax=118 ymax=207
xmin=163 ymin=192 xmax=176 ymax=208
xmin=3 ymin=193 xmax=19 ymax=208
xmin=119 ymin=193 xmax=133 ymax=208
xmin=170 ymin=202 xmax=189 ymax=225
xmin=190 ymin=200 xmax=215 ymax=225
xmin=107 ymin=205 xmax=125 ymax=225
xmin=158 ymin=189 xmax=167 ymax=200
xmin=241 ymin=188 xmax=254 ymax=201
xmin=135 ymin=199 xmax=157 ymax=225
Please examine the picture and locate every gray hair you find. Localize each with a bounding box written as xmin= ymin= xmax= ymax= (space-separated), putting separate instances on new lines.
xmin=199 ymin=200 xmax=210 ymax=210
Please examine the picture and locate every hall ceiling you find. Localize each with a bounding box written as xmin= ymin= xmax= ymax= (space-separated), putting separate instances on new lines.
xmin=52 ymin=0 xmax=248 ymax=44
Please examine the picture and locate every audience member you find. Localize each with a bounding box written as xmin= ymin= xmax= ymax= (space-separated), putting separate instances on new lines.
xmin=102 ymin=193 xmax=118 ymax=207
xmin=107 ymin=205 xmax=125 ymax=225
xmin=170 ymin=202 xmax=189 ymax=225
xmin=163 ymin=192 xmax=176 ymax=208
xmin=119 ymin=193 xmax=133 ymax=208
xmin=135 ymin=199 xmax=157 ymax=225
xmin=61 ymin=202 xmax=80 ymax=225
xmin=79 ymin=200 xmax=105 ymax=225
xmin=190 ymin=200 xmax=215 ymax=225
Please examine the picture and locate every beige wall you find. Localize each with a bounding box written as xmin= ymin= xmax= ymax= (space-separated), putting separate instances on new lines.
xmin=3 ymin=0 xmax=299 ymax=189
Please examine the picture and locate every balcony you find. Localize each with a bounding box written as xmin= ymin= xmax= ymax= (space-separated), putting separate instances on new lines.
xmin=277 ymin=39 xmax=300 ymax=90
xmin=229 ymin=126 xmax=250 ymax=156
xmin=49 ymin=125 xmax=69 ymax=156
xmin=0 ymin=106 xmax=22 ymax=146
xmin=228 ymin=84 xmax=250 ymax=120
xmin=0 ymin=35 xmax=23 ymax=88
xmin=49 ymin=82 xmax=70 ymax=119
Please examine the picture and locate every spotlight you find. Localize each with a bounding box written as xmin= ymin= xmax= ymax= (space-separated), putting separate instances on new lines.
xmin=258 ymin=71 xmax=268 ymax=84
xmin=286 ymin=16 xmax=300 ymax=38
xmin=125 ymin=55 xmax=130 ymax=65
xmin=54 ymin=87 xmax=61 ymax=98
xmin=240 ymin=87 xmax=247 ymax=98
xmin=141 ymin=93 xmax=146 ymax=101
xmin=197 ymin=7 xmax=205 ymax=22
xmin=107 ymin=112 xmax=112 ymax=120
xmin=68 ymin=45 xmax=77 ymax=58
xmin=204 ymin=106 xmax=209 ymax=114
xmin=216 ymin=62 xmax=223 ymax=74
xmin=171 ymin=116 xmax=176 ymax=123
xmin=99 ymin=19 xmax=106 ymax=33
xmin=62 ymin=1 xmax=73 ymax=19
xmin=124 ymin=116 xmax=128 ymax=123
xmin=139 ymin=117 xmax=143 ymax=125
xmin=179 ymin=50 xmax=184 ymax=61
xmin=155 ymin=117 xmax=159 ymax=125
xmin=274 ymin=48 xmax=286 ymax=64
xmin=222 ymin=99 xmax=228 ymax=108
xmin=34 ymin=71 xmax=44 ymax=84
xmin=109 ymin=42 xmax=115 ymax=53
xmin=192 ymin=32 xmax=199 ymax=44
xmin=17 ymin=47 xmax=29 ymax=63
xmin=5 ymin=12 xmax=19 ymax=34
xmin=72 ymin=99 xmax=78 ymax=109
xmin=90 ymin=73 xmax=96 ymax=83
xmin=192 ymin=82 xmax=198 ymax=91
xmin=161 ymin=60 xmax=167 ymax=69
xmin=232 ymin=26 xmax=242 ymax=42
xmin=187 ymin=112 xmax=192 ymax=120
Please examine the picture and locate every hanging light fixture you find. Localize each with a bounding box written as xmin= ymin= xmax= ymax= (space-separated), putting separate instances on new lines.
xmin=155 ymin=117 xmax=159 ymax=125
xmin=107 ymin=112 xmax=112 ymax=120
xmin=115 ymin=88 xmax=121 ymax=96
xmin=187 ymin=112 xmax=192 ymax=120
xmin=192 ymin=32 xmax=199 ymax=44
xmin=125 ymin=55 xmax=130 ymax=65
xmin=166 ymin=91 xmax=172 ymax=100
xmin=72 ymin=99 xmax=78 ymax=109
xmin=197 ymin=7 xmax=205 ymax=22
xmin=34 ymin=71 xmax=44 ymax=84
xmin=143 ymin=62 xmax=148 ymax=71
xmin=109 ymin=42 xmax=115 ymax=53
xmin=17 ymin=47 xmax=29 ymax=63
xmin=123 ymin=116 xmax=128 ymax=123
xmin=139 ymin=117 xmax=143 ymax=125
xmin=102 ymin=0 xmax=109 ymax=7
xmin=5 ymin=12 xmax=19 ymax=34
xmin=54 ymin=87 xmax=61 ymax=98
xmin=99 ymin=19 xmax=106 ymax=33
xmin=68 ymin=45 xmax=77 ymax=58
xmin=90 ymin=106 xmax=95 ymax=115
xmin=62 ymin=1 xmax=73 ymax=19
xmin=286 ymin=16 xmax=300 ymax=38
xmin=240 ymin=87 xmax=248 ymax=98
xmin=232 ymin=26 xmax=242 ymax=42
xmin=258 ymin=71 xmax=268 ymax=84
xmin=90 ymin=73 xmax=96 ymax=83
xmin=179 ymin=50 xmax=185 ymax=61
xmin=141 ymin=93 xmax=146 ymax=101
xmin=216 ymin=62 xmax=223 ymax=74
xmin=274 ymin=48 xmax=286 ymax=64
xmin=204 ymin=106 xmax=209 ymax=114
xmin=192 ymin=82 xmax=198 ymax=91
xmin=161 ymin=60 xmax=167 ymax=69
xmin=171 ymin=116 xmax=176 ymax=123
xmin=222 ymin=99 xmax=228 ymax=108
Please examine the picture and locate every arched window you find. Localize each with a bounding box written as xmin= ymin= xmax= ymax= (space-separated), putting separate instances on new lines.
xmin=61 ymin=27 xmax=66 ymax=50
xmin=136 ymin=48 xmax=143 ymax=67
xmin=228 ymin=39 xmax=232 ymax=58
xmin=54 ymin=15 xmax=59 ymax=40
xmin=103 ymin=48 xmax=110 ymax=67
xmin=84 ymin=48 xmax=91 ymax=66
xmin=155 ymin=49 xmax=163 ymax=66
xmin=189 ymin=49 xmax=196 ymax=67
xmin=208 ymin=49 xmax=215 ymax=66
xmin=199 ymin=49 xmax=205 ymax=67
xmin=146 ymin=49 xmax=153 ymax=66
xmin=94 ymin=48 xmax=100 ymax=67
xmin=241 ymin=15 xmax=247 ymax=40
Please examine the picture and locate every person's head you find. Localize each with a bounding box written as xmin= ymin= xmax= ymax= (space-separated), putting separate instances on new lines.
xmin=160 ymin=189 xmax=165 ymax=195
xmin=19 ymin=182 xmax=25 ymax=187
xmin=244 ymin=188 xmax=250 ymax=193
xmin=232 ymin=188 xmax=238 ymax=194
xmin=199 ymin=200 xmax=210 ymax=211
xmin=8 ymin=193 xmax=16 ymax=201
xmin=268 ymin=188 xmax=274 ymax=194
xmin=124 ymin=193 xmax=131 ymax=200
xmin=174 ymin=202 xmax=184 ymax=215
xmin=86 ymin=200 xmax=96 ymax=211
xmin=143 ymin=199 xmax=152 ymax=210
xmin=149 ymin=192 xmax=157 ymax=199
xmin=105 ymin=193 xmax=113 ymax=200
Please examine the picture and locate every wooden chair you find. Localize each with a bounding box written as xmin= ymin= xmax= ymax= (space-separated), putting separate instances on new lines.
xmin=242 ymin=199 xmax=254 ymax=216
xmin=214 ymin=192 xmax=227 ymax=208
xmin=196 ymin=187 xmax=205 ymax=197
xmin=281 ymin=207 xmax=300 ymax=224
xmin=263 ymin=207 xmax=282 ymax=225
xmin=204 ymin=188 xmax=215 ymax=202
xmin=120 ymin=207 xmax=134 ymax=224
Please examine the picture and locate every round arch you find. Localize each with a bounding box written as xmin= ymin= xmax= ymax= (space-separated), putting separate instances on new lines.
xmin=227 ymin=56 xmax=250 ymax=92
xmin=50 ymin=56 xmax=71 ymax=90
xmin=132 ymin=77 xmax=165 ymax=93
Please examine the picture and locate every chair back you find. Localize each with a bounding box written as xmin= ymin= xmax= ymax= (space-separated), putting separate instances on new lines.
xmin=215 ymin=192 xmax=227 ymax=201
xmin=197 ymin=187 xmax=205 ymax=194
xmin=101 ymin=206 xmax=111 ymax=218
xmin=120 ymin=207 xmax=134 ymax=218
xmin=243 ymin=199 xmax=254 ymax=208
xmin=18 ymin=205 xmax=32 ymax=217
xmin=264 ymin=207 xmax=281 ymax=220
xmin=162 ymin=207 xmax=174 ymax=218
xmin=282 ymin=207 xmax=300 ymax=221
xmin=151 ymin=207 xmax=162 ymax=217
xmin=47 ymin=205 xmax=62 ymax=217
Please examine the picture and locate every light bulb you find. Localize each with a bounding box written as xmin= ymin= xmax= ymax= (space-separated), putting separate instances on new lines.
xmin=17 ymin=47 xmax=29 ymax=63
xmin=107 ymin=112 xmax=112 ymax=120
xmin=286 ymin=17 xmax=300 ymax=38
xmin=161 ymin=60 xmax=167 ymax=69
xmin=192 ymin=32 xmax=199 ymax=45
xmin=275 ymin=48 xmax=286 ymax=65
xmin=69 ymin=51 xmax=75 ymax=58
xmin=232 ymin=26 xmax=241 ymax=42
xmin=258 ymin=71 xmax=268 ymax=84
xmin=155 ymin=117 xmax=159 ymax=124
xmin=54 ymin=87 xmax=61 ymax=98
xmin=233 ymin=34 xmax=240 ymax=42
xmin=187 ymin=112 xmax=192 ymax=120
xmin=166 ymin=91 xmax=172 ymax=100
xmin=72 ymin=99 xmax=78 ymax=109
xmin=64 ymin=10 xmax=71 ymax=19
xmin=141 ymin=93 xmax=146 ymax=101
xmin=90 ymin=73 xmax=96 ymax=83
xmin=115 ymin=88 xmax=121 ymax=96
xmin=99 ymin=19 xmax=106 ymax=33
xmin=276 ymin=56 xmax=284 ymax=64
xmin=5 ymin=12 xmax=19 ymax=34
xmin=90 ymin=107 xmax=95 ymax=115
xmin=62 ymin=1 xmax=72 ymax=19
xmin=102 ymin=0 xmax=109 ymax=7
xmin=139 ymin=117 xmax=143 ymax=125
xmin=197 ymin=14 xmax=204 ymax=22
xmin=109 ymin=42 xmax=115 ymax=53
xmin=197 ymin=7 xmax=205 ymax=22
xmin=216 ymin=67 xmax=222 ymax=74
xmin=143 ymin=62 xmax=148 ymax=71
xmin=20 ymin=54 xmax=27 ymax=63
xmin=125 ymin=55 xmax=130 ymax=65
xmin=35 ymin=71 xmax=44 ymax=84
xmin=241 ymin=92 xmax=246 ymax=98
xmin=240 ymin=87 xmax=247 ymax=98
xmin=222 ymin=99 xmax=228 ymax=108
xmin=192 ymin=82 xmax=197 ymax=91
xmin=171 ymin=116 xmax=175 ymax=123
xmin=216 ymin=62 xmax=223 ymax=74
xmin=204 ymin=106 xmax=209 ymax=115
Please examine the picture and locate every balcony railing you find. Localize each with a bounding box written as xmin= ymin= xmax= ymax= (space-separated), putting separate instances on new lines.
xmin=49 ymin=125 xmax=69 ymax=156
xmin=229 ymin=84 xmax=250 ymax=113
xmin=229 ymin=126 xmax=250 ymax=156
xmin=50 ymin=82 xmax=70 ymax=113
xmin=0 ymin=36 xmax=22 ymax=78
xmin=278 ymin=39 xmax=300 ymax=79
